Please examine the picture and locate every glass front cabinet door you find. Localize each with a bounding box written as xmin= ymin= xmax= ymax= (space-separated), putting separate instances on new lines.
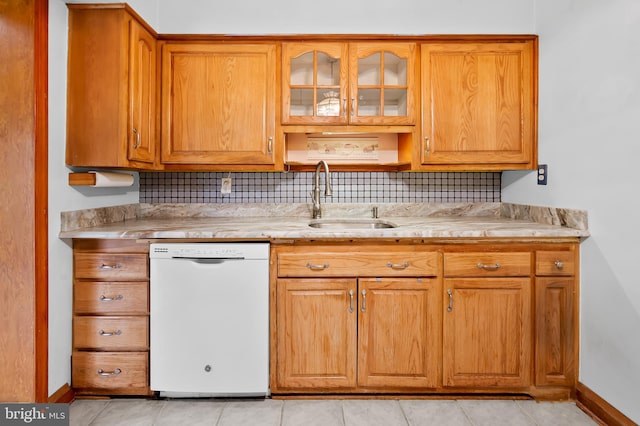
xmin=282 ymin=42 xmax=417 ymax=125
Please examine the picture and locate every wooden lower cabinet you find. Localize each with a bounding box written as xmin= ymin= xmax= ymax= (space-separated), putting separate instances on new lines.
xmin=275 ymin=277 xmax=440 ymax=391
xmin=72 ymin=239 xmax=151 ymax=396
xmin=272 ymin=241 xmax=579 ymax=399
xmin=276 ymin=278 xmax=357 ymax=389
xmin=442 ymin=277 xmax=532 ymax=388
xmin=358 ymin=278 xmax=441 ymax=389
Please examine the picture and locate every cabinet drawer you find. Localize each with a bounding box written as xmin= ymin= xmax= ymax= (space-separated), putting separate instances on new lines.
xmin=72 ymin=351 xmax=148 ymax=391
xmin=74 ymin=281 xmax=148 ymax=314
xmin=536 ymin=251 xmax=575 ymax=276
xmin=278 ymin=251 xmax=439 ymax=277
xmin=74 ymin=253 xmax=148 ymax=280
xmin=74 ymin=316 xmax=148 ymax=350
xmin=444 ymin=252 xmax=532 ymax=277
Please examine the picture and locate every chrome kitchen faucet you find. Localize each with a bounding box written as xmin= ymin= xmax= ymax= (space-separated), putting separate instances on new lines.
xmin=310 ymin=160 xmax=332 ymax=219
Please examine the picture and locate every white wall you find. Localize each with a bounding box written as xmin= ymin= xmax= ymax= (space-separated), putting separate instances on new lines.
xmin=47 ymin=0 xmax=155 ymax=396
xmin=53 ymin=3 xmax=640 ymax=421
xmin=157 ymin=0 xmax=534 ymax=34
xmin=502 ymin=0 xmax=640 ymax=422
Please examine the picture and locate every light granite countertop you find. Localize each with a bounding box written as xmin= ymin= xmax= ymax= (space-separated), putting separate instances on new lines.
xmin=59 ymin=203 xmax=589 ymax=240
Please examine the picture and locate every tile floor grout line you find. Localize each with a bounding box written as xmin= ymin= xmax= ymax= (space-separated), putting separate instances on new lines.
xmin=515 ymin=399 xmax=541 ymax=426
xmin=396 ymin=399 xmax=412 ymax=426
xmin=456 ymin=399 xmax=478 ymax=426
xmin=87 ymin=400 xmax=111 ymax=426
xmin=214 ymin=400 xmax=228 ymax=426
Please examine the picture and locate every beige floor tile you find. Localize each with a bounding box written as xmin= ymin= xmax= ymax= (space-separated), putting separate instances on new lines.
xmin=400 ymin=400 xmax=473 ymax=426
xmin=457 ymin=400 xmax=535 ymax=426
xmin=216 ymin=399 xmax=283 ymax=426
xmin=87 ymin=399 xmax=165 ymax=426
xmin=342 ymin=400 xmax=408 ymax=426
xmin=516 ymin=400 xmax=598 ymax=425
xmin=154 ymin=399 xmax=226 ymax=426
xmin=282 ymin=400 xmax=344 ymax=426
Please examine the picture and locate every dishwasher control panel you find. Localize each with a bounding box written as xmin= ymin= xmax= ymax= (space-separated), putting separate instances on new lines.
xmin=150 ymin=243 xmax=269 ymax=260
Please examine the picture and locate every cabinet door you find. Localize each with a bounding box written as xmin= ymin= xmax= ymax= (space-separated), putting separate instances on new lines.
xmin=358 ymin=278 xmax=440 ymax=388
xmin=282 ymin=43 xmax=349 ymax=125
xmin=276 ymin=278 xmax=357 ymax=389
xmin=535 ymin=277 xmax=576 ymax=387
xmin=443 ymin=278 xmax=532 ymax=388
xmin=161 ymin=43 xmax=277 ymax=165
xmin=127 ymin=18 xmax=156 ymax=164
xmin=421 ymin=41 xmax=536 ymax=169
xmin=349 ymin=43 xmax=417 ymax=125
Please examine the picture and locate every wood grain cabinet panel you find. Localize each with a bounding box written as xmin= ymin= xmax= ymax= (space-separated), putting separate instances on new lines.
xmin=73 ymin=316 xmax=149 ymax=350
xmin=72 ymin=240 xmax=151 ymax=396
xmin=278 ymin=251 xmax=439 ymax=277
xmin=357 ymin=278 xmax=440 ymax=388
xmin=74 ymin=253 xmax=148 ymax=281
xmin=420 ymin=40 xmax=536 ymax=171
xmin=535 ymin=277 xmax=576 ymax=387
xmin=74 ymin=281 xmax=149 ymax=315
xmin=442 ymin=277 xmax=532 ymax=388
xmin=66 ymin=5 xmax=157 ymax=169
xmin=161 ymin=43 xmax=279 ymax=168
xmin=276 ymin=278 xmax=358 ymax=389
xmin=72 ymin=351 xmax=149 ymax=392
xmin=444 ymin=252 xmax=532 ymax=277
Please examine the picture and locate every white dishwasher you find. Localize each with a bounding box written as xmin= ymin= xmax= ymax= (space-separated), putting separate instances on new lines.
xmin=149 ymin=243 xmax=269 ymax=397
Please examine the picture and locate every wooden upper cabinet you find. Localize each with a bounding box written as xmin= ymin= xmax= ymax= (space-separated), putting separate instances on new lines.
xmin=420 ymin=40 xmax=537 ymax=170
xmin=66 ymin=5 xmax=157 ymax=169
xmin=282 ymin=42 xmax=417 ymax=125
xmin=160 ymin=43 xmax=279 ymax=168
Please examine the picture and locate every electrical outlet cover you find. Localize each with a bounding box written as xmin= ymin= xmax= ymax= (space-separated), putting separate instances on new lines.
xmin=221 ymin=177 xmax=232 ymax=194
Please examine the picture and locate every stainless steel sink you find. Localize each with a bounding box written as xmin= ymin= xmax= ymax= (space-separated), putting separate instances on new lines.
xmin=308 ymin=219 xmax=397 ymax=229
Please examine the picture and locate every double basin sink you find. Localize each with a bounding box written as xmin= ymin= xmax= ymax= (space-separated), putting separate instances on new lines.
xmin=308 ymin=219 xmax=396 ymax=229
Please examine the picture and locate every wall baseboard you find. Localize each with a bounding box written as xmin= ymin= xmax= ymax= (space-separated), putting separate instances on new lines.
xmin=48 ymin=383 xmax=74 ymax=404
xmin=576 ymin=382 xmax=637 ymax=426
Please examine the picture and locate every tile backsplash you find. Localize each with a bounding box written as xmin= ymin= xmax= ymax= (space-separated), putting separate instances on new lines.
xmin=139 ymin=172 xmax=501 ymax=204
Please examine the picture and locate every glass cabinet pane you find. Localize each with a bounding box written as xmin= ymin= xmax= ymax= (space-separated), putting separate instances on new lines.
xmin=383 ymin=53 xmax=407 ymax=85
xmin=290 ymin=52 xmax=314 ymax=85
xmin=357 ymin=88 xmax=381 ymax=116
xmin=358 ymin=53 xmax=381 ymax=85
xmin=317 ymin=52 xmax=340 ymax=86
xmin=317 ymin=89 xmax=341 ymax=116
xmin=290 ymin=88 xmax=314 ymax=116
xmin=384 ymin=88 xmax=407 ymax=116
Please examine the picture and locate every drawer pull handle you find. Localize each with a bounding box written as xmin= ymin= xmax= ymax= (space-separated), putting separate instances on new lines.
xmin=387 ymin=261 xmax=410 ymax=270
xmin=554 ymin=260 xmax=564 ymax=270
xmin=477 ymin=262 xmax=501 ymax=271
xmin=447 ymin=289 xmax=453 ymax=312
xmin=306 ymin=262 xmax=329 ymax=271
xmin=98 ymin=329 xmax=122 ymax=337
xmin=99 ymin=263 xmax=122 ymax=270
xmin=99 ymin=294 xmax=123 ymax=302
xmin=97 ymin=368 xmax=121 ymax=377
xmin=349 ymin=289 xmax=354 ymax=313
xmin=361 ymin=289 xmax=367 ymax=313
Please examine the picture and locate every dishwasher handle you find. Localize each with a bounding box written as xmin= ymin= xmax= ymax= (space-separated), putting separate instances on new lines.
xmin=171 ymin=257 xmax=245 ymax=264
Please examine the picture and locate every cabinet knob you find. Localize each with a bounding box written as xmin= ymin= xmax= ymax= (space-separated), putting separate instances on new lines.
xmin=554 ymin=260 xmax=564 ymax=270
